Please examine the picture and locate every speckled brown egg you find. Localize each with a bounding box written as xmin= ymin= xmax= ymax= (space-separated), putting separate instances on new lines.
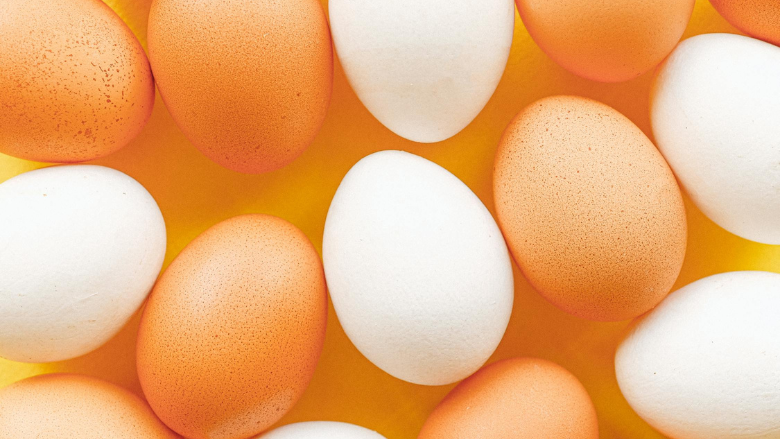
xmin=0 ymin=0 xmax=154 ymax=163
xmin=147 ymin=0 xmax=333 ymax=174
xmin=493 ymin=96 xmax=687 ymax=321
xmin=0 ymin=374 xmax=178 ymax=438
xmin=136 ymin=214 xmax=327 ymax=439
xmin=418 ymin=358 xmax=599 ymax=439
xmin=710 ymin=0 xmax=780 ymax=47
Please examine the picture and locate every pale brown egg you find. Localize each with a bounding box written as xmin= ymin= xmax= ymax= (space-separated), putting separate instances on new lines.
xmin=0 ymin=0 xmax=154 ymax=163
xmin=418 ymin=358 xmax=599 ymax=439
xmin=493 ymin=96 xmax=687 ymax=321
xmin=710 ymin=0 xmax=780 ymax=47
xmin=137 ymin=214 xmax=327 ymax=439
xmin=0 ymin=374 xmax=178 ymax=438
xmin=516 ymin=0 xmax=695 ymax=82
xmin=147 ymin=0 xmax=333 ymax=174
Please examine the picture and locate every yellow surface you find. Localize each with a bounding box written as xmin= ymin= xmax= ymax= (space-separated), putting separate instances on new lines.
xmin=1 ymin=1 xmax=777 ymax=438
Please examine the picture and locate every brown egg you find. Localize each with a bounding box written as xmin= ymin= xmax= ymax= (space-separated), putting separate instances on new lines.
xmin=516 ymin=0 xmax=695 ymax=82
xmin=0 ymin=374 xmax=177 ymax=438
xmin=710 ymin=0 xmax=780 ymax=47
xmin=147 ymin=0 xmax=333 ymax=174
xmin=419 ymin=358 xmax=599 ymax=439
xmin=0 ymin=0 xmax=154 ymax=163
xmin=137 ymin=214 xmax=327 ymax=439
xmin=493 ymin=96 xmax=687 ymax=321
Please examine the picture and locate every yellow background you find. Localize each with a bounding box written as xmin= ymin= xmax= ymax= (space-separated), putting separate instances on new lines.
xmin=1 ymin=1 xmax=777 ymax=438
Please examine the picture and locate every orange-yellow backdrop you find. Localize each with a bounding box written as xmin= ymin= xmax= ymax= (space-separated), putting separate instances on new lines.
xmin=1 ymin=1 xmax=777 ymax=438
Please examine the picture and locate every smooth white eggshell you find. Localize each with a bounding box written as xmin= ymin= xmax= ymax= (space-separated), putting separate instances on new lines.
xmin=616 ymin=271 xmax=780 ymax=439
xmin=0 ymin=165 xmax=166 ymax=363
xmin=651 ymin=33 xmax=780 ymax=244
xmin=258 ymin=421 xmax=386 ymax=439
xmin=323 ymin=151 xmax=514 ymax=386
xmin=329 ymin=0 xmax=514 ymax=143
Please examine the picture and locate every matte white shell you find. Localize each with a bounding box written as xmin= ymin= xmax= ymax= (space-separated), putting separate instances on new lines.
xmin=258 ymin=422 xmax=386 ymax=439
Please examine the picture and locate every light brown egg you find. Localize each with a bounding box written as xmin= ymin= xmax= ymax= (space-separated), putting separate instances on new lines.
xmin=493 ymin=96 xmax=687 ymax=321
xmin=147 ymin=0 xmax=333 ymax=174
xmin=418 ymin=358 xmax=599 ymax=439
xmin=0 ymin=374 xmax=178 ymax=438
xmin=516 ymin=0 xmax=695 ymax=82
xmin=0 ymin=0 xmax=154 ymax=163
xmin=710 ymin=0 xmax=780 ymax=47
xmin=137 ymin=214 xmax=327 ymax=439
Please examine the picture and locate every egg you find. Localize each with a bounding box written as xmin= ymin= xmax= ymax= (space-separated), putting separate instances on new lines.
xmin=651 ymin=33 xmax=780 ymax=244
xmin=323 ymin=151 xmax=514 ymax=386
xmin=0 ymin=0 xmax=154 ymax=163
xmin=329 ymin=0 xmax=514 ymax=143
xmin=616 ymin=271 xmax=780 ymax=439
xmin=0 ymin=165 xmax=166 ymax=363
xmin=418 ymin=358 xmax=599 ymax=438
xmin=0 ymin=374 xmax=177 ymax=438
xmin=710 ymin=0 xmax=780 ymax=46
xmin=493 ymin=96 xmax=687 ymax=321
xmin=259 ymin=422 xmax=386 ymax=439
xmin=137 ymin=214 xmax=327 ymax=439
xmin=516 ymin=0 xmax=694 ymax=82
xmin=147 ymin=0 xmax=332 ymax=174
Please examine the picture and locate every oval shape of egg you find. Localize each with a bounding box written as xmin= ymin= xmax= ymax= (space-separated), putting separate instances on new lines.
xmin=494 ymin=96 xmax=687 ymax=321
xmin=0 ymin=0 xmax=154 ymax=163
xmin=710 ymin=0 xmax=780 ymax=46
xmin=616 ymin=271 xmax=780 ymax=439
xmin=0 ymin=165 xmax=166 ymax=363
xmin=259 ymin=422 xmax=386 ymax=439
xmin=419 ymin=358 xmax=599 ymax=438
xmin=651 ymin=33 xmax=780 ymax=244
xmin=323 ymin=151 xmax=514 ymax=386
xmin=516 ymin=0 xmax=694 ymax=82
xmin=137 ymin=214 xmax=327 ymax=439
xmin=147 ymin=0 xmax=332 ymax=174
xmin=329 ymin=0 xmax=514 ymax=143
xmin=0 ymin=374 xmax=177 ymax=438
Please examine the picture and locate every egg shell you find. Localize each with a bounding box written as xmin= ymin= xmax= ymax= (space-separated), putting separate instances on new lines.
xmin=147 ymin=0 xmax=332 ymax=174
xmin=322 ymin=151 xmax=514 ymax=386
xmin=651 ymin=33 xmax=780 ymax=245
xmin=710 ymin=0 xmax=780 ymax=46
xmin=0 ymin=0 xmax=154 ymax=163
xmin=329 ymin=0 xmax=514 ymax=143
xmin=258 ymin=422 xmax=386 ymax=439
xmin=615 ymin=271 xmax=780 ymax=439
xmin=493 ymin=96 xmax=687 ymax=321
xmin=0 ymin=165 xmax=166 ymax=363
xmin=0 ymin=374 xmax=178 ymax=438
xmin=418 ymin=357 xmax=599 ymax=439
xmin=137 ymin=214 xmax=327 ymax=439
xmin=516 ymin=0 xmax=694 ymax=82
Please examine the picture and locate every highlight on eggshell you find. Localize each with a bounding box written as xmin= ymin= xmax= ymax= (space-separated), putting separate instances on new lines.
xmin=651 ymin=33 xmax=780 ymax=245
xmin=418 ymin=357 xmax=599 ymax=439
xmin=258 ymin=421 xmax=387 ymax=439
xmin=147 ymin=0 xmax=333 ymax=174
xmin=0 ymin=374 xmax=177 ymax=438
xmin=616 ymin=271 xmax=780 ymax=439
xmin=515 ymin=0 xmax=695 ymax=82
xmin=323 ymin=150 xmax=514 ymax=386
xmin=0 ymin=165 xmax=166 ymax=363
xmin=137 ymin=214 xmax=327 ymax=439
xmin=493 ymin=95 xmax=687 ymax=321
xmin=709 ymin=0 xmax=780 ymax=46
xmin=329 ymin=0 xmax=515 ymax=143
xmin=0 ymin=0 xmax=154 ymax=163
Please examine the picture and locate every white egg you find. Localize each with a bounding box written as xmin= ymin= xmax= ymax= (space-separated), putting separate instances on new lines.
xmin=615 ymin=271 xmax=780 ymax=439
xmin=258 ymin=421 xmax=386 ymax=439
xmin=323 ymin=151 xmax=514 ymax=386
xmin=329 ymin=0 xmax=514 ymax=143
xmin=650 ymin=33 xmax=780 ymax=244
xmin=0 ymin=165 xmax=166 ymax=363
